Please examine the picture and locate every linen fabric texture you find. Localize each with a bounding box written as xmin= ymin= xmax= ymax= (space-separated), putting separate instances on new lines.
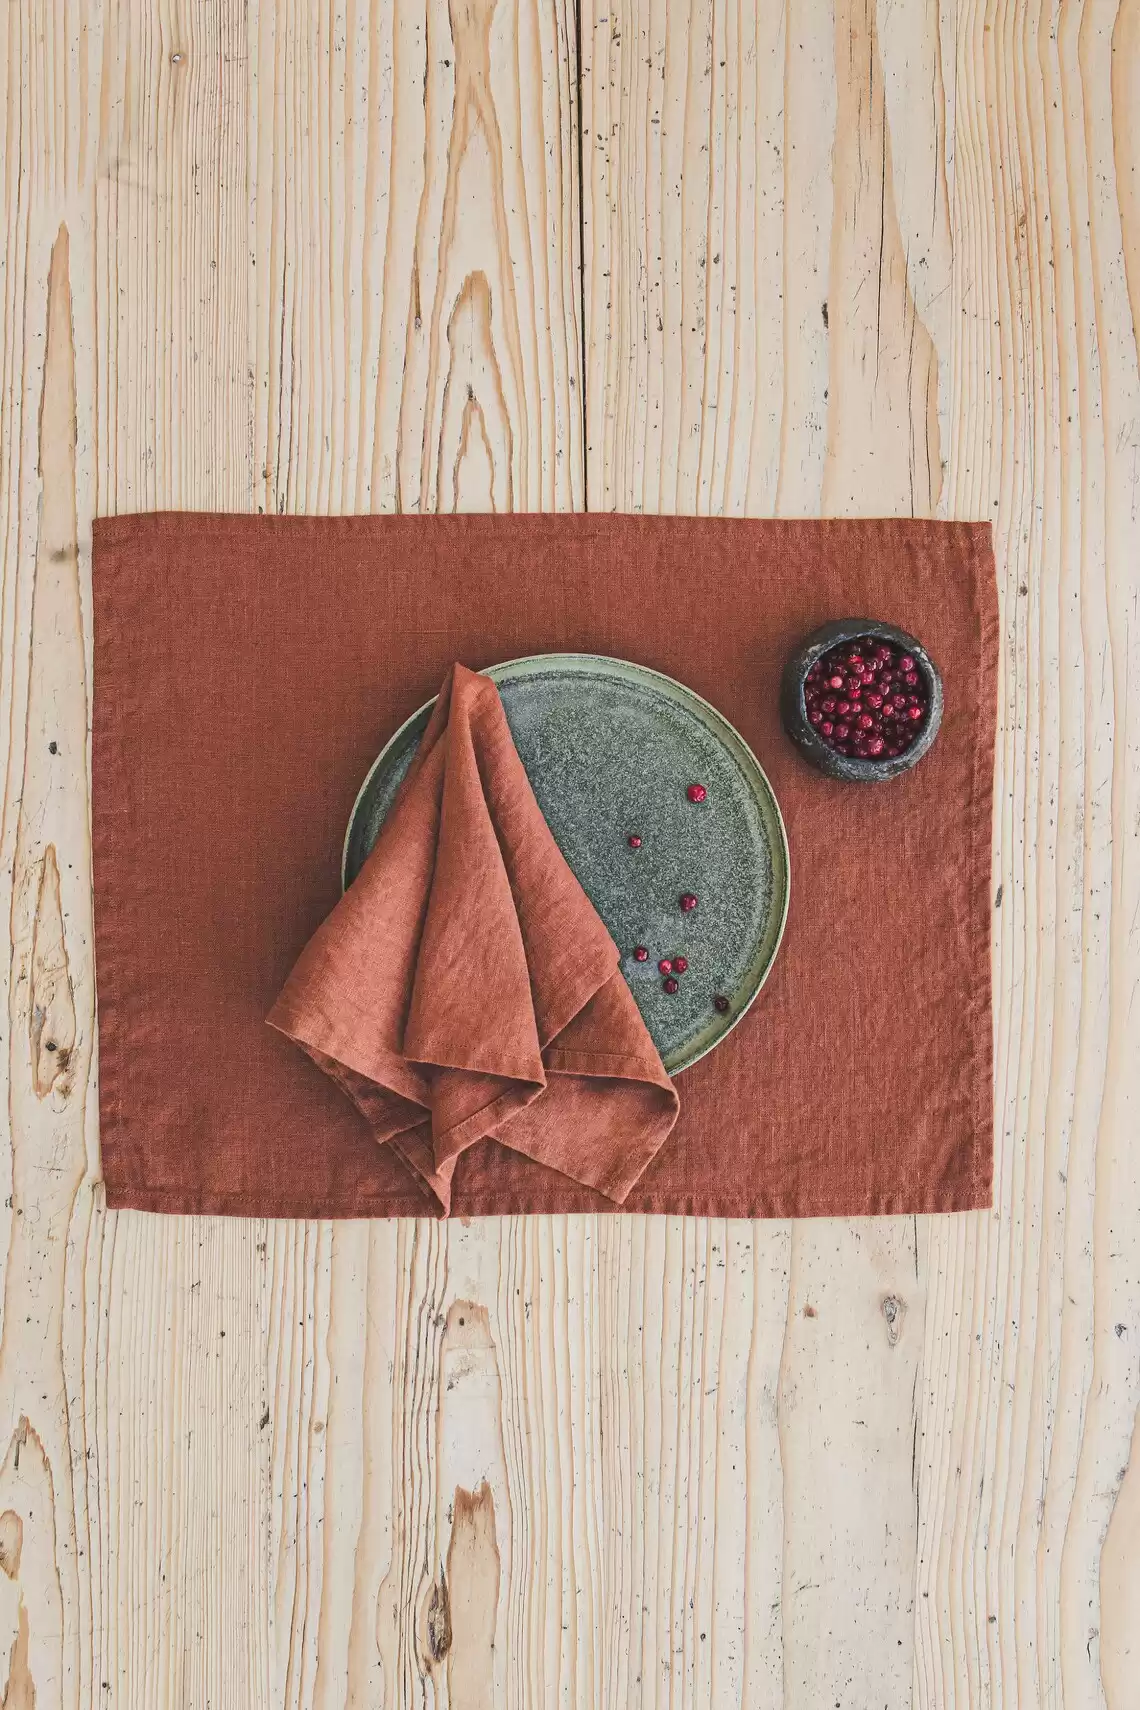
xmin=268 ymin=662 xmax=678 ymax=1213
xmin=91 ymin=514 xmax=997 ymax=1219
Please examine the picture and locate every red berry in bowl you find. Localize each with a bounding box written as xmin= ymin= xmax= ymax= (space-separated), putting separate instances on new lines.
xmin=785 ymin=629 xmax=937 ymax=773
xmin=628 ymin=834 xmax=642 ymax=848
xmin=687 ymin=783 xmax=707 ymax=803
xmin=679 ymin=893 xmax=698 ymax=912
xmin=663 ymin=976 xmax=679 ymax=995
xmin=633 ymin=946 xmax=649 ymax=962
xmin=713 ymin=995 xmax=730 ymax=1014
xmin=658 ymin=958 xmax=673 ymax=974
xmin=673 ymin=956 xmax=688 ymax=973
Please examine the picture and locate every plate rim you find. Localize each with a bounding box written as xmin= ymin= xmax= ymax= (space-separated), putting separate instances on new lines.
xmin=341 ymin=652 xmax=791 ymax=1073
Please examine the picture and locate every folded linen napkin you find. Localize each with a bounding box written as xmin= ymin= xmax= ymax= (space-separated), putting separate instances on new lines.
xmin=268 ymin=664 xmax=679 ymax=1214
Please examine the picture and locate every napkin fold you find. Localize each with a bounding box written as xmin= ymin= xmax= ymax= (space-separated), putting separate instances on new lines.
xmin=268 ymin=664 xmax=679 ymax=1214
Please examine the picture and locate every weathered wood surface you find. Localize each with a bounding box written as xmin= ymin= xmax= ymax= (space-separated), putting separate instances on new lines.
xmin=0 ymin=0 xmax=1137 ymax=1705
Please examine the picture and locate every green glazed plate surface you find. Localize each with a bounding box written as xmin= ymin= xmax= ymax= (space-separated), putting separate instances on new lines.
xmin=343 ymin=655 xmax=790 ymax=1074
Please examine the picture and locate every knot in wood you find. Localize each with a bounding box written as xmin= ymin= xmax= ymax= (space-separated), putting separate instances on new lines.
xmin=881 ymin=1294 xmax=906 ymax=1346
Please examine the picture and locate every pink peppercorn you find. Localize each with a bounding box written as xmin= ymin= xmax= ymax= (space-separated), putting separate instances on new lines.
xmin=806 ymin=635 xmax=929 ymax=763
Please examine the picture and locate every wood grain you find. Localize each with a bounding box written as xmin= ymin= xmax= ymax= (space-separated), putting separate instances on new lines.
xmin=0 ymin=0 xmax=1137 ymax=1705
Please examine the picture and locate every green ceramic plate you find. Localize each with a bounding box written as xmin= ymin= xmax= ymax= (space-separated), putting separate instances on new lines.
xmin=343 ymin=655 xmax=790 ymax=1073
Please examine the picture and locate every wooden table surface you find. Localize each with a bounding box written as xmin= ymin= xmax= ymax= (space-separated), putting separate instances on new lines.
xmin=1 ymin=1 xmax=1138 ymax=1704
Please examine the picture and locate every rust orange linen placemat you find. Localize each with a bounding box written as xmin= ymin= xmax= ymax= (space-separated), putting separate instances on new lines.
xmin=91 ymin=514 xmax=997 ymax=1219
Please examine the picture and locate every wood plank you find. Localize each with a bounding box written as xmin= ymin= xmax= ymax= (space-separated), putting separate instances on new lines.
xmin=582 ymin=0 xmax=940 ymax=1699
xmin=0 ymin=220 xmax=93 ymax=1710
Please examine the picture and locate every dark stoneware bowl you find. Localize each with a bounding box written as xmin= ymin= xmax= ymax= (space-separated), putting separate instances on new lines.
xmin=780 ymin=619 xmax=943 ymax=782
